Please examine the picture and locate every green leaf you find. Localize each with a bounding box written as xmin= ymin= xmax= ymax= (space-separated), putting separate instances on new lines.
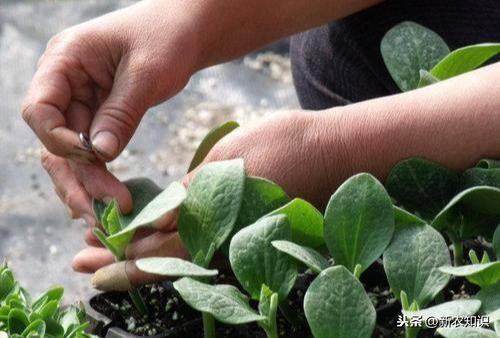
xmin=324 ymin=173 xmax=394 ymax=274
xmin=271 ymin=240 xmax=329 ymax=274
xmin=188 ymin=121 xmax=240 ymax=172
xmin=386 ymin=158 xmax=458 ymax=221
xmin=8 ymin=309 xmax=29 ymax=334
xmin=393 ymin=206 xmax=426 ymax=227
xmin=258 ymin=284 xmax=274 ymax=321
xmin=37 ymin=300 xmax=58 ymax=319
xmin=304 ymin=266 xmax=375 ymax=338
xmin=92 ymin=228 xmax=120 ymax=259
xmin=32 ymin=287 xmax=63 ymax=311
xmin=384 ymin=223 xmax=450 ymax=307
xmin=432 ymin=186 xmax=500 ymax=231
xmin=135 ymin=257 xmax=218 ymax=278
xmin=381 ymin=21 xmax=450 ymax=91
xmin=404 ymin=299 xmax=481 ymax=325
xmin=430 ymin=43 xmax=500 ymax=80
xmin=439 ymin=262 xmax=500 ymax=286
xmin=173 ymin=277 xmax=264 ymax=325
xmin=106 ymin=181 xmax=187 ymax=257
xmin=417 ymin=69 xmax=439 ymax=88
xmin=476 ymin=282 xmax=500 ymax=314
xmin=221 ymin=176 xmax=290 ymax=255
xmin=461 ymin=167 xmax=500 ymax=190
xmin=179 ymin=159 xmax=245 ymax=266
xmin=437 ymin=327 xmax=498 ymax=338
xmin=229 ymin=215 xmax=297 ymax=301
xmin=267 ymin=198 xmax=324 ymax=248
xmin=494 ymin=226 xmax=500 ymax=260
xmin=21 ymin=319 xmax=45 ymax=337
xmin=102 ymin=200 xmax=122 ymax=235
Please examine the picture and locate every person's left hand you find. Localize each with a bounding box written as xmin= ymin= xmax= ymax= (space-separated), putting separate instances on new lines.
xmin=81 ymin=110 xmax=345 ymax=290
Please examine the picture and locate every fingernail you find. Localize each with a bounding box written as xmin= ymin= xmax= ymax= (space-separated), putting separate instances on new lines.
xmin=91 ymin=131 xmax=119 ymax=159
xmin=91 ymin=261 xmax=131 ymax=292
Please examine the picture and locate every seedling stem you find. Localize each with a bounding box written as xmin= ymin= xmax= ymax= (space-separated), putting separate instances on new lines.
xmin=202 ymin=312 xmax=215 ymax=338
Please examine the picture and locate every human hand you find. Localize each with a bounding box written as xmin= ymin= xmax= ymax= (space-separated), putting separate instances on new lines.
xmin=23 ymin=0 xmax=203 ymax=229
xmin=86 ymin=111 xmax=344 ymax=290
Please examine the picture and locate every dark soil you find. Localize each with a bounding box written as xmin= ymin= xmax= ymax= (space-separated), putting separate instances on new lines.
xmin=89 ymin=240 xmax=485 ymax=338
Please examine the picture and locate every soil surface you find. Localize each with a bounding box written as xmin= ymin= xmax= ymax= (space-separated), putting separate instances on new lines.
xmin=0 ymin=0 xmax=298 ymax=303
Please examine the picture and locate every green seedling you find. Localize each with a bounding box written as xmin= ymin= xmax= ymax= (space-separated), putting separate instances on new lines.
xmin=324 ymin=173 xmax=394 ymax=275
xmin=0 ymin=263 xmax=98 ymax=338
xmin=92 ymin=179 xmax=187 ymax=315
xmin=137 ymin=159 xmax=245 ymax=338
xmin=381 ymin=21 xmax=500 ymax=92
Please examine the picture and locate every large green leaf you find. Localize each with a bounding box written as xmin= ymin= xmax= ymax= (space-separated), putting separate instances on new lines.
xmin=304 ymin=266 xmax=375 ymax=338
xmin=173 ymin=277 xmax=264 ymax=325
xmin=475 ymin=282 xmax=500 ymax=314
xmin=381 ymin=21 xmax=450 ymax=91
xmin=324 ymin=173 xmax=394 ymax=274
xmin=267 ymin=198 xmax=324 ymax=248
xmin=439 ymin=262 xmax=500 ymax=286
xmin=432 ymin=186 xmax=500 ymax=232
xmin=188 ymin=121 xmax=239 ymax=172
xmin=178 ymin=159 xmax=245 ymax=267
xmin=221 ymin=176 xmax=290 ymax=255
xmin=386 ymin=158 xmax=458 ymax=221
xmin=135 ymin=257 xmax=218 ymax=278
xmin=494 ymin=226 xmax=500 ymax=260
xmin=437 ymin=327 xmax=498 ymax=338
xmin=7 ymin=309 xmax=29 ymax=334
xmin=404 ymin=299 xmax=481 ymax=324
xmin=430 ymin=43 xmax=500 ymax=80
xmin=271 ymin=240 xmax=329 ymax=274
xmin=383 ymin=224 xmax=450 ymax=307
xmin=229 ymin=215 xmax=297 ymax=301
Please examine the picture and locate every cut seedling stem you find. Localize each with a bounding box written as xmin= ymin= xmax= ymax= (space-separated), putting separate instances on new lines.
xmin=447 ymin=230 xmax=463 ymax=266
xmin=353 ymin=264 xmax=363 ymax=279
xmin=202 ymin=312 xmax=215 ymax=338
xmin=129 ymin=288 xmax=148 ymax=316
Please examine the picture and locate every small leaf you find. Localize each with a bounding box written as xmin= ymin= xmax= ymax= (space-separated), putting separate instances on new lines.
xmin=221 ymin=176 xmax=290 ymax=255
xmin=386 ymin=158 xmax=458 ymax=221
xmin=21 ymin=319 xmax=45 ymax=337
xmin=37 ymin=300 xmax=58 ymax=319
xmin=102 ymin=200 xmax=122 ymax=235
xmin=437 ymin=327 xmax=498 ymax=338
xmin=477 ymin=159 xmax=500 ymax=169
xmin=383 ymin=224 xmax=450 ymax=307
xmin=92 ymin=228 xmax=120 ymax=259
xmin=8 ymin=309 xmax=29 ymax=334
xmin=324 ymin=173 xmax=394 ymax=274
xmin=494 ymin=226 xmax=500 ymax=260
xmin=179 ymin=159 xmax=245 ymax=267
xmin=135 ymin=257 xmax=218 ymax=278
xmin=381 ymin=21 xmax=450 ymax=91
xmin=267 ymin=198 xmax=324 ymax=248
xmin=271 ymin=240 xmax=329 ymax=274
xmin=173 ymin=277 xmax=264 ymax=325
xmin=258 ymin=284 xmax=274 ymax=321
xmin=229 ymin=215 xmax=297 ymax=301
xmin=404 ymin=299 xmax=481 ymax=324
xmin=417 ymin=69 xmax=439 ymax=88
xmin=439 ymin=262 xmax=500 ymax=286
xmin=304 ymin=266 xmax=376 ymax=338
xmin=106 ymin=181 xmax=187 ymax=257
xmin=393 ymin=206 xmax=426 ymax=227
xmin=461 ymin=168 xmax=500 ymax=190
xmin=32 ymin=287 xmax=63 ymax=311
xmin=430 ymin=43 xmax=500 ymax=80
xmin=188 ymin=121 xmax=240 ymax=172
xmin=432 ymin=186 xmax=500 ymax=232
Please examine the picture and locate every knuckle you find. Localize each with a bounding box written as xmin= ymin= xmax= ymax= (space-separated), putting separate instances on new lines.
xmin=40 ymin=149 xmax=55 ymax=172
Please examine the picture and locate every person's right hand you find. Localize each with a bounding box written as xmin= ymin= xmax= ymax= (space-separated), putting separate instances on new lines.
xmin=22 ymin=0 xmax=204 ymax=230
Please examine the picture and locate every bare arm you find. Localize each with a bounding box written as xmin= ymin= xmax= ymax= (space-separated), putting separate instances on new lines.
xmin=316 ymin=62 xmax=500 ymax=196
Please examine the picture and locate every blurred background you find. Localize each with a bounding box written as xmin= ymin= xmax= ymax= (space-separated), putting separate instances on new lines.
xmin=0 ymin=0 xmax=299 ymax=302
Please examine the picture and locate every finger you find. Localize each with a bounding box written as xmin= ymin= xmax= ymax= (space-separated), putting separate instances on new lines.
xmin=92 ymin=260 xmax=165 ymax=291
xmin=84 ymin=227 xmax=104 ymax=247
xmin=89 ymin=60 xmax=154 ymax=161
xmin=69 ymin=160 xmax=133 ymax=213
xmin=22 ymin=61 xmax=96 ymax=161
xmin=41 ymin=149 xmax=94 ymax=219
xmin=151 ymin=208 xmax=179 ymax=232
xmin=72 ymin=247 xmax=115 ymax=273
xmin=125 ymin=231 xmax=189 ymax=261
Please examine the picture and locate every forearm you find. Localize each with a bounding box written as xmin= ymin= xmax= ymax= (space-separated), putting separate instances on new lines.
xmin=316 ymin=62 xmax=500 ymax=190
xmin=185 ymin=0 xmax=382 ymax=68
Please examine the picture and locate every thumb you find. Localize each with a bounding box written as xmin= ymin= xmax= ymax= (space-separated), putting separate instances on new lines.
xmin=89 ymin=67 xmax=153 ymax=161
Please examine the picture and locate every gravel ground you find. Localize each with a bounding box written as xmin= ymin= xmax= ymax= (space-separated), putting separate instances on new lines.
xmin=0 ymin=0 xmax=299 ymax=303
